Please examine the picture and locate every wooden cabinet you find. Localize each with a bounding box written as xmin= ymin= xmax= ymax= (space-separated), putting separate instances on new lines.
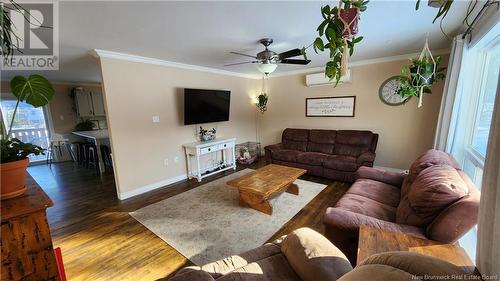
xmin=90 ymin=92 xmax=105 ymax=116
xmin=1 ymin=176 xmax=60 ymax=281
xmin=76 ymin=91 xmax=105 ymax=117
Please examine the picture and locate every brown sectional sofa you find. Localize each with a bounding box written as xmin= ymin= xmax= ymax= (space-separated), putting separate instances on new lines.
xmin=265 ymin=128 xmax=378 ymax=183
xmin=323 ymin=149 xmax=481 ymax=265
xmin=168 ymin=227 xmax=473 ymax=281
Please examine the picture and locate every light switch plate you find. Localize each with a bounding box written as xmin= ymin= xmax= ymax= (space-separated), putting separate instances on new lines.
xmin=152 ymin=115 xmax=160 ymax=123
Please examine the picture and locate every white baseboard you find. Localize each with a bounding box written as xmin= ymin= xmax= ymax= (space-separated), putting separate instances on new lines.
xmin=118 ymin=174 xmax=188 ymax=200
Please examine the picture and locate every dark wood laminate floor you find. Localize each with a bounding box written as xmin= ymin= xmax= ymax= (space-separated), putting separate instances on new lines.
xmin=27 ymin=160 xmax=350 ymax=281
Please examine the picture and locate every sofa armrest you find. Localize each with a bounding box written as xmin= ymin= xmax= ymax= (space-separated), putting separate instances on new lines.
xmin=194 ymin=243 xmax=282 ymax=278
xmin=264 ymin=143 xmax=283 ymax=152
xmin=281 ymin=228 xmax=352 ymax=281
xmin=356 ymin=166 xmax=405 ymax=187
xmin=264 ymin=143 xmax=283 ymax=164
xmin=324 ymin=208 xmax=426 ymax=239
xmin=168 ymin=268 xmax=215 ymax=281
xmin=356 ymin=152 xmax=376 ymax=167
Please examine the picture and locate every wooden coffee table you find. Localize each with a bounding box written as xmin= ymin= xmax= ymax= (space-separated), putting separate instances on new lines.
xmin=357 ymin=225 xmax=476 ymax=273
xmin=226 ymin=164 xmax=307 ymax=215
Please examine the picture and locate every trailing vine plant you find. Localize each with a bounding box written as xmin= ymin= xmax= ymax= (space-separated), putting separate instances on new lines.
xmin=301 ymin=0 xmax=369 ymax=86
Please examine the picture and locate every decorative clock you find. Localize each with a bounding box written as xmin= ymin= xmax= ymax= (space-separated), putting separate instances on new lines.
xmin=378 ymin=76 xmax=410 ymax=106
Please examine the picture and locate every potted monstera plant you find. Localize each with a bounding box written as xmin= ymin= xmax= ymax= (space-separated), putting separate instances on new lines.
xmin=1 ymin=75 xmax=55 ymax=199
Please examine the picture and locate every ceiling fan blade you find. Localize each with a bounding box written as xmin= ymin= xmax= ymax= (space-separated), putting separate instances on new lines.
xmin=278 ymin=48 xmax=302 ymax=59
xmin=279 ymin=59 xmax=311 ymax=65
xmin=230 ymin=51 xmax=258 ymax=59
xmin=224 ymin=61 xmax=259 ymax=66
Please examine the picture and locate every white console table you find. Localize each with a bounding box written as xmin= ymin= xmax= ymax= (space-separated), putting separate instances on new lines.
xmin=183 ymin=137 xmax=236 ymax=182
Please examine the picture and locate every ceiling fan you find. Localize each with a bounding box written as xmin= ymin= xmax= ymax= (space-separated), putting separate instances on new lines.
xmin=224 ymin=38 xmax=311 ymax=74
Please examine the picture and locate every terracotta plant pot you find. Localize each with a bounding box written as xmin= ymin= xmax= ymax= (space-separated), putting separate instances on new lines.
xmin=1 ymin=158 xmax=29 ymax=200
xmin=339 ymin=8 xmax=359 ymax=38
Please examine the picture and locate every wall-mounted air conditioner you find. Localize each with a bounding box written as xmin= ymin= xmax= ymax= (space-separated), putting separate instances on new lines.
xmin=305 ymin=70 xmax=351 ymax=87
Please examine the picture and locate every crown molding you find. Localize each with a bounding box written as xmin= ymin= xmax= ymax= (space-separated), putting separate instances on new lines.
xmin=269 ymin=48 xmax=451 ymax=78
xmin=91 ymin=49 xmax=261 ymax=80
xmin=1 ymin=79 xmax=101 ymax=87
xmin=90 ymin=48 xmax=450 ymax=80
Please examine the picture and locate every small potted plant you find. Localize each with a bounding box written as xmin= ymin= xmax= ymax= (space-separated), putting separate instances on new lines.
xmin=75 ymin=119 xmax=96 ymax=131
xmin=1 ymin=75 xmax=55 ymax=199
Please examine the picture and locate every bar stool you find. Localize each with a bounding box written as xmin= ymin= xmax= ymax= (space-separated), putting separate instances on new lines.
xmin=100 ymin=145 xmax=113 ymax=170
xmin=47 ymin=134 xmax=73 ymax=165
xmin=72 ymin=142 xmax=86 ymax=165
xmin=84 ymin=143 xmax=99 ymax=172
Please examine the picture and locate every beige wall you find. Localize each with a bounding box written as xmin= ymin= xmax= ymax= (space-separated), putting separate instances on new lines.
xmin=260 ymin=58 xmax=447 ymax=169
xmin=99 ymin=57 xmax=259 ymax=196
xmin=1 ymin=80 xmax=102 ymax=134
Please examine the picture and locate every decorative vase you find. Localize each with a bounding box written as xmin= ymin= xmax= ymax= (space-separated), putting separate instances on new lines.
xmin=201 ymin=134 xmax=215 ymax=142
xmin=0 ymin=158 xmax=29 ymax=200
xmin=339 ymin=8 xmax=359 ymax=38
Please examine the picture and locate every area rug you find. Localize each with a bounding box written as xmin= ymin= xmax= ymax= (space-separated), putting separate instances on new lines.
xmin=129 ymin=169 xmax=327 ymax=265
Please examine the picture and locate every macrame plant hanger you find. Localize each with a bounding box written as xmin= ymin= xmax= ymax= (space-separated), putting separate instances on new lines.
xmin=337 ymin=2 xmax=359 ymax=76
xmin=415 ymin=36 xmax=436 ymax=108
xmin=257 ymin=74 xmax=268 ymax=114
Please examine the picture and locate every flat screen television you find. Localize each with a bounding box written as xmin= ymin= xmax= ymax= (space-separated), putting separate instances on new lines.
xmin=184 ymin=88 xmax=231 ymax=125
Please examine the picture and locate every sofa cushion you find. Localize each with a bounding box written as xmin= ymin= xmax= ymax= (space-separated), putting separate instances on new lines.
xmin=307 ymin=130 xmax=336 ymax=154
xmin=308 ymin=142 xmax=334 ymax=154
xmin=323 ymin=155 xmax=358 ymax=172
xmin=281 ymin=228 xmax=352 ymax=281
xmin=272 ymin=149 xmax=301 ymax=162
xmin=335 ymin=193 xmax=397 ymax=222
xmin=347 ymin=179 xmax=401 ymax=208
xmin=333 ymin=130 xmax=374 ymax=157
xmin=282 ymin=128 xmax=309 ymax=152
xmin=297 ymin=152 xmax=327 ymax=166
xmin=396 ymin=165 xmax=469 ymax=227
xmin=401 ymin=149 xmax=461 ymax=198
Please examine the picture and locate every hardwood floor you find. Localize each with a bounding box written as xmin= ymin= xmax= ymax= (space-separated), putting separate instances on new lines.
xmin=27 ymin=160 xmax=350 ymax=281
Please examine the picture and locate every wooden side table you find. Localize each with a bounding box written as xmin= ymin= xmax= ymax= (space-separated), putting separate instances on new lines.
xmin=357 ymin=224 xmax=476 ymax=273
xmin=1 ymin=175 xmax=60 ymax=281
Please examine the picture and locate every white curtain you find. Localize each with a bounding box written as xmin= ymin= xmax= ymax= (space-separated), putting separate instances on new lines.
xmin=476 ymin=77 xmax=500 ymax=276
xmin=433 ymin=36 xmax=467 ymax=151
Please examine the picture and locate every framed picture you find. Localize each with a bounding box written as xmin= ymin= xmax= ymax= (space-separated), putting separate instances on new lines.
xmin=306 ymin=96 xmax=356 ymax=117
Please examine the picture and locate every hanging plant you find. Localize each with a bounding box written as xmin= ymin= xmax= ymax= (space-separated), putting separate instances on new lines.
xmin=256 ymin=93 xmax=268 ymax=114
xmin=396 ymin=40 xmax=446 ymax=107
xmin=302 ymin=0 xmax=368 ymax=85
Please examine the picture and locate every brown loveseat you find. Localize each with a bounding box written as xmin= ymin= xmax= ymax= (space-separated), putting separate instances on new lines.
xmin=323 ymin=149 xmax=481 ymax=265
xmin=264 ymin=128 xmax=378 ymax=183
xmin=168 ymin=228 xmax=473 ymax=281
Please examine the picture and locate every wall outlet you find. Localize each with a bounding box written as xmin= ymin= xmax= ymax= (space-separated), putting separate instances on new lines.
xmin=152 ymin=115 xmax=160 ymax=123
xmin=59 ymin=115 xmax=65 ymax=120
xmin=174 ymin=156 xmax=179 ymax=163
xmin=164 ymin=158 xmax=169 ymax=166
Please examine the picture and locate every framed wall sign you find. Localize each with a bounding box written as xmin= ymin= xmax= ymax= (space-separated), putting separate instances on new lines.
xmin=306 ymin=96 xmax=356 ymax=117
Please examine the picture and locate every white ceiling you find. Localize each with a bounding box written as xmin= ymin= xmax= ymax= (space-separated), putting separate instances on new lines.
xmin=2 ymin=0 xmax=476 ymax=83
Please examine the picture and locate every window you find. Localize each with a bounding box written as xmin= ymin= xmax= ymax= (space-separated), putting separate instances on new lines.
xmin=446 ymin=24 xmax=499 ymax=262
xmin=0 ymin=99 xmax=51 ymax=162
xmin=471 ymin=46 xmax=500 ymax=158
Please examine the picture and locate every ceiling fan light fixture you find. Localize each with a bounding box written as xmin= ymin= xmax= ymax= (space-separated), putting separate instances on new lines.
xmin=257 ymin=63 xmax=278 ymax=75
